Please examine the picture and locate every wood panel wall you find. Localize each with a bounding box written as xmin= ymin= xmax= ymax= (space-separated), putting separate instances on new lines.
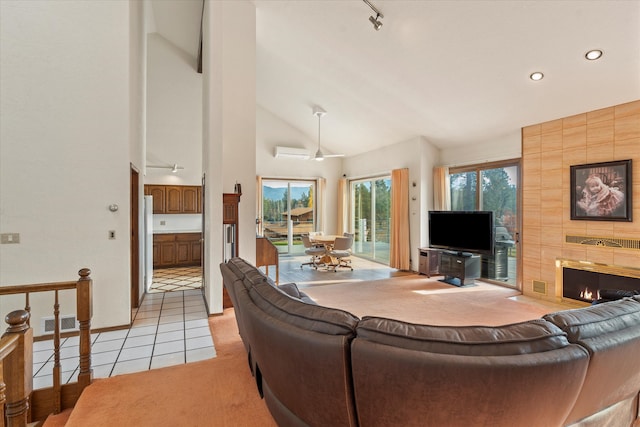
xmin=521 ymin=100 xmax=640 ymax=301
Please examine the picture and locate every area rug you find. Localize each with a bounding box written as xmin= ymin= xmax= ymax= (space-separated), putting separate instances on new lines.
xmin=300 ymin=274 xmax=567 ymax=326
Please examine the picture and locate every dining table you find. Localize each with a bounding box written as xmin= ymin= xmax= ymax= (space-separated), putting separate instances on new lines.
xmin=309 ymin=235 xmax=340 ymax=265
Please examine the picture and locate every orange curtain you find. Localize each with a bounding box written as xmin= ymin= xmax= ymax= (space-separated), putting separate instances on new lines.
xmin=390 ymin=168 xmax=410 ymax=270
xmin=316 ymin=178 xmax=326 ymax=233
xmin=433 ymin=166 xmax=451 ymax=210
xmin=336 ymin=178 xmax=348 ymax=235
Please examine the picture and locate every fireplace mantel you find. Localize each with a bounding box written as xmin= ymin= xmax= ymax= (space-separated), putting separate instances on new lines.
xmin=557 ymin=258 xmax=640 ymax=280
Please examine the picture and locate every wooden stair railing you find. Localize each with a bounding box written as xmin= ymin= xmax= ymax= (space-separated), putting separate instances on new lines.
xmin=1 ymin=310 xmax=31 ymax=427
xmin=0 ymin=268 xmax=92 ymax=426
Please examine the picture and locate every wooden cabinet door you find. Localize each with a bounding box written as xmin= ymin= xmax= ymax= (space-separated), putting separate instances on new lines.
xmin=153 ymin=243 xmax=161 ymax=268
xmin=223 ymin=194 xmax=239 ymax=223
xmin=146 ymin=185 xmax=166 ymax=214
xmin=197 ymin=186 xmax=203 ymax=213
xmin=159 ymin=242 xmax=176 ymax=266
xmin=165 ymin=186 xmax=182 ymax=213
xmin=182 ymin=186 xmax=199 ymax=213
xmin=176 ymin=241 xmax=191 ymax=265
xmin=191 ymin=240 xmax=202 ymax=264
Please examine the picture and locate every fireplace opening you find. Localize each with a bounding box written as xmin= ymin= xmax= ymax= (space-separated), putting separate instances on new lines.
xmin=563 ymin=267 xmax=640 ymax=303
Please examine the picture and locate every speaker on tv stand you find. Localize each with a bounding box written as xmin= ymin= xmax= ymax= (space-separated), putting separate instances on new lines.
xmin=440 ymin=252 xmax=481 ymax=286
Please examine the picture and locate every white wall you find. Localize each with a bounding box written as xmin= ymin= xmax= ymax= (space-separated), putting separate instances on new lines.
xmin=343 ymin=136 xmax=440 ymax=271
xmin=439 ymin=131 xmax=521 ymax=167
xmin=0 ymin=1 xmax=132 ymax=332
xmin=202 ymin=1 xmax=256 ymax=315
xmin=146 ymin=33 xmax=203 ymax=186
xmin=256 ymin=106 xmax=343 ymax=235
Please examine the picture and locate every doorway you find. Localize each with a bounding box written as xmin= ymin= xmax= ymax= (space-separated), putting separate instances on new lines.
xmin=130 ymin=165 xmax=140 ymax=309
xmin=350 ymin=176 xmax=392 ymax=264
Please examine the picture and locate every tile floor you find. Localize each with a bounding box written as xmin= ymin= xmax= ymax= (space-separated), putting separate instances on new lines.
xmin=150 ymin=266 xmax=203 ymax=292
xmin=32 ymin=288 xmax=214 ymax=389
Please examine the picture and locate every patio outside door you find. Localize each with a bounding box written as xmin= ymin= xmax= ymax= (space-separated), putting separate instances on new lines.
xmin=449 ymin=161 xmax=520 ymax=287
xmin=261 ymin=179 xmax=317 ymax=255
xmin=351 ymin=176 xmax=391 ymax=264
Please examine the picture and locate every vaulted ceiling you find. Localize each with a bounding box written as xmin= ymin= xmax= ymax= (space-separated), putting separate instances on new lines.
xmin=150 ymin=0 xmax=640 ymax=157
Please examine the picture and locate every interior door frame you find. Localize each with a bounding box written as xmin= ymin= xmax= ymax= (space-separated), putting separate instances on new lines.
xmin=130 ymin=164 xmax=140 ymax=309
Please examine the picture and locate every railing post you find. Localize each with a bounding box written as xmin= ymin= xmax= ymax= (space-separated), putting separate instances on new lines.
xmin=2 ymin=310 xmax=32 ymax=427
xmin=76 ymin=268 xmax=93 ymax=395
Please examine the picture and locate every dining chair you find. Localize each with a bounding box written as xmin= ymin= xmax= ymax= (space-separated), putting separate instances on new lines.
xmin=328 ymin=236 xmax=354 ymax=272
xmin=300 ymin=234 xmax=327 ymax=269
xmin=308 ymin=231 xmax=325 ymax=248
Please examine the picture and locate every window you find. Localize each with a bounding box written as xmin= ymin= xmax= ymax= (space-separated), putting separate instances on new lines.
xmin=261 ymin=179 xmax=316 ymax=255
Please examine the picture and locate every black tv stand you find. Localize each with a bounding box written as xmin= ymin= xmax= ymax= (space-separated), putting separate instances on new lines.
xmin=439 ymin=251 xmax=481 ymax=286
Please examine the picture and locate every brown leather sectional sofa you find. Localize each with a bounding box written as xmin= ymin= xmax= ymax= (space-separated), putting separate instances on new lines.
xmin=220 ymin=257 xmax=640 ymax=427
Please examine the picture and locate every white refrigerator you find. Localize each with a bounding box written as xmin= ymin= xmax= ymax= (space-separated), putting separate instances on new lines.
xmin=144 ymin=195 xmax=154 ymax=291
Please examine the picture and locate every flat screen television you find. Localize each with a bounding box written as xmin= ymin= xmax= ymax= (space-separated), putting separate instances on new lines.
xmin=428 ymin=211 xmax=495 ymax=256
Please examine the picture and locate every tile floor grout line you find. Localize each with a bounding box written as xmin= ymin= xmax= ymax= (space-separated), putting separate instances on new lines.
xmin=147 ymin=290 xmax=166 ymax=370
xmin=182 ymin=291 xmax=188 ymax=364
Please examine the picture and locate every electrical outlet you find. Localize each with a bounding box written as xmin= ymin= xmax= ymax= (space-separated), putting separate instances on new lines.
xmin=1 ymin=233 xmax=20 ymax=244
xmin=109 ymin=230 xmax=116 ymax=240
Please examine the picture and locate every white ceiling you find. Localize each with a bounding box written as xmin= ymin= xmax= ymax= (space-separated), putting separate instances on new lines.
xmin=151 ymin=0 xmax=640 ymax=157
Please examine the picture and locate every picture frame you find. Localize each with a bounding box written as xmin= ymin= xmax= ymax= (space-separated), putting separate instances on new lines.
xmin=570 ymin=159 xmax=632 ymax=221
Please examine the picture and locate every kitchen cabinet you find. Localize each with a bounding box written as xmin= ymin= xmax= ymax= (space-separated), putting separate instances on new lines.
xmin=223 ymin=193 xmax=240 ymax=224
xmin=144 ymin=185 xmax=202 ymax=214
xmin=182 ymin=186 xmax=200 ymax=213
xmin=145 ymin=185 xmax=167 ymax=213
xmin=223 ymin=193 xmax=241 ymax=259
xmin=153 ymin=233 xmax=202 ymax=268
xmin=165 ymin=186 xmax=183 ymax=214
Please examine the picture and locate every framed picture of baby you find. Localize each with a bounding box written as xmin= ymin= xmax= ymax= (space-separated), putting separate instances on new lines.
xmin=570 ymin=159 xmax=632 ymax=221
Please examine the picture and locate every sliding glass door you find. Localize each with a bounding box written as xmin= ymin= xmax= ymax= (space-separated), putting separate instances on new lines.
xmin=449 ymin=161 xmax=519 ymax=287
xmin=261 ymin=179 xmax=316 ymax=255
xmin=351 ymin=176 xmax=391 ymax=264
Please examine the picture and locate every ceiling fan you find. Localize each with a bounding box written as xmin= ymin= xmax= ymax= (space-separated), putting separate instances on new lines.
xmin=312 ymin=106 xmax=344 ymax=161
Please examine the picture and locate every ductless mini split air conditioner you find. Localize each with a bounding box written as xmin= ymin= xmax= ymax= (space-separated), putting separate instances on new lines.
xmin=274 ymin=146 xmax=310 ymax=160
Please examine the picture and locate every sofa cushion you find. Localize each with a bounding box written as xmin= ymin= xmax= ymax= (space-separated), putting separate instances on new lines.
xmin=356 ymin=316 xmax=570 ymax=356
xmin=276 ymin=282 xmax=301 ymax=298
xmin=543 ymin=297 xmax=640 ymax=425
xmin=274 ymin=282 xmax=317 ymax=305
xmin=352 ymin=318 xmax=588 ymax=427
xmin=225 ymin=257 xmax=270 ymax=290
xmin=543 ymin=297 xmax=640 ymax=341
xmin=249 ymin=280 xmax=358 ymax=335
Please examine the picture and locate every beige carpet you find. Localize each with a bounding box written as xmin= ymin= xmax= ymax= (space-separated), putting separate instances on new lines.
xmin=53 ymin=308 xmax=276 ymax=427
xmin=300 ymin=274 xmax=568 ymax=326
xmin=47 ymin=275 xmax=571 ymax=426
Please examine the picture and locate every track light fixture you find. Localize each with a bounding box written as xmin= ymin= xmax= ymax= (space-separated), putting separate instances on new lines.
xmin=363 ymin=0 xmax=383 ymax=31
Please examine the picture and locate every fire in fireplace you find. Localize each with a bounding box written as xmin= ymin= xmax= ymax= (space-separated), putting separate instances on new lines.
xmin=563 ymin=267 xmax=640 ymax=303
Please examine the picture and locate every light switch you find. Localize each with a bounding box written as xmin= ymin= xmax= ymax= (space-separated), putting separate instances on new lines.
xmin=1 ymin=233 xmax=20 ymax=244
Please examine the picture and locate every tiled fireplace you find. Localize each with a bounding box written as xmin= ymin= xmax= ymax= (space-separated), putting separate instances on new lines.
xmin=558 ymin=259 xmax=640 ymax=304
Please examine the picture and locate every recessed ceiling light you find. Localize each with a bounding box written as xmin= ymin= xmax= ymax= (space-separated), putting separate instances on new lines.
xmin=530 ymin=72 xmax=544 ymax=81
xmin=585 ymin=49 xmax=603 ymax=60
